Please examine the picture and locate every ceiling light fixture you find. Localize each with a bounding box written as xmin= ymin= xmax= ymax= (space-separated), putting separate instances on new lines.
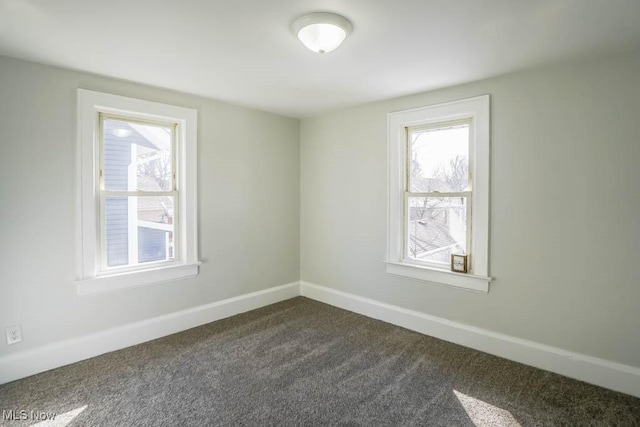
xmin=291 ymin=12 xmax=352 ymax=54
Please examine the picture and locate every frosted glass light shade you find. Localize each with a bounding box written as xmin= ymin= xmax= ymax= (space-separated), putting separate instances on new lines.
xmin=292 ymin=12 xmax=352 ymax=54
xmin=297 ymin=23 xmax=346 ymax=54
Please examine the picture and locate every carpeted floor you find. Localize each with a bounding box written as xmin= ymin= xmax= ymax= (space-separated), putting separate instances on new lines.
xmin=1 ymin=297 xmax=639 ymax=426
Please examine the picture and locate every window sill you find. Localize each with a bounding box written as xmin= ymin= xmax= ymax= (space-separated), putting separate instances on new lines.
xmin=385 ymin=261 xmax=491 ymax=293
xmin=76 ymin=262 xmax=201 ymax=297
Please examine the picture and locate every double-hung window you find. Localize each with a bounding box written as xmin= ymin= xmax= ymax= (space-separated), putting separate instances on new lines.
xmin=405 ymin=119 xmax=472 ymax=263
xmin=77 ymin=90 xmax=199 ymax=296
xmin=387 ymin=95 xmax=491 ymax=292
xmin=100 ymin=115 xmax=177 ymax=269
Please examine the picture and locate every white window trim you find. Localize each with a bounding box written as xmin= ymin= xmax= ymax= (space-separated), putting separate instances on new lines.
xmin=76 ymin=89 xmax=199 ymax=296
xmin=387 ymin=95 xmax=491 ymax=293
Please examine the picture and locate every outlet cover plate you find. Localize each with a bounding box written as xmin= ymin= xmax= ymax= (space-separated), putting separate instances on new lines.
xmin=6 ymin=325 xmax=22 ymax=345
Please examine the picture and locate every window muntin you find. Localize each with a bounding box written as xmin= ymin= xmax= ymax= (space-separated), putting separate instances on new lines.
xmin=405 ymin=121 xmax=472 ymax=269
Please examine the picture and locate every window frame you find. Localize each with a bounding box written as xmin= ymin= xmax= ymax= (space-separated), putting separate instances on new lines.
xmin=76 ymin=89 xmax=199 ymax=296
xmin=387 ymin=95 xmax=491 ymax=293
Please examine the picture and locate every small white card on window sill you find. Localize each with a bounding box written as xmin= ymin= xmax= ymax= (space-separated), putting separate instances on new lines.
xmin=451 ymin=254 xmax=469 ymax=273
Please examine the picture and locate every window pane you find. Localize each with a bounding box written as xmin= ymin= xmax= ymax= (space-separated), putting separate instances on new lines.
xmin=104 ymin=196 xmax=128 ymax=267
xmin=105 ymin=196 xmax=175 ymax=268
xmin=103 ymin=119 xmax=173 ymax=192
xmin=407 ymin=196 xmax=467 ymax=264
xmin=409 ymin=124 xmax=469 ymax=193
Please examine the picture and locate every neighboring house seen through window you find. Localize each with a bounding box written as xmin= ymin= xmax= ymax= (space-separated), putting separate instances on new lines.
xmin=387 ymin=96 xmax=491 ymax=292
xmin=77 ymin=90 xmax=199 ymax=296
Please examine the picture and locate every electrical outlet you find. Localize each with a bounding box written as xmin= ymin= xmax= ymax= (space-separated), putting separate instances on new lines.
xmin=6 ymin=325 xmax=22 ymax=345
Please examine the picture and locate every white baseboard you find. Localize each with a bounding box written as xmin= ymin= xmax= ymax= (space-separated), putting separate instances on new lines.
xmin=3 ymin=279 xmax=639 ymax=399
xmin=300 ymin=281 xmax=640 ymax=398
xmin=0 ymin=282 xmax=300 ymax=385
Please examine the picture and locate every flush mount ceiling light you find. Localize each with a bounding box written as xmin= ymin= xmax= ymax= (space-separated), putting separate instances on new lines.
xmin=291 ymin=12 xmax=352 ymax=54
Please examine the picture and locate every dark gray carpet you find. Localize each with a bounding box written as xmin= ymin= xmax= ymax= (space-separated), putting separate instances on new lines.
xmin=1 ymin=297 xmax=639 ymax=426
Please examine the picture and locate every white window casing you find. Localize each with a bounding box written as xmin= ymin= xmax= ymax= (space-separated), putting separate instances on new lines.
xmin=387 ymin=95 xmax=491 ymax=293
xmin=76 ymin=89 xmax=199 ymax=296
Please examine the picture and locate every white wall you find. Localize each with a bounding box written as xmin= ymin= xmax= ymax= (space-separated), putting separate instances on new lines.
xmin=2 ymin=50 xmax=639 ymax=385
xmin=300 ymin=52 xmax=640 ymax=369
xmin=0 ymin=56 xmax=300 ymax=357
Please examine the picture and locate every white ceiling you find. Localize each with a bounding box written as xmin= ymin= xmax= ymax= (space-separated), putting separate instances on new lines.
xmin=1 ymin=0 xmax=639 ymax=118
